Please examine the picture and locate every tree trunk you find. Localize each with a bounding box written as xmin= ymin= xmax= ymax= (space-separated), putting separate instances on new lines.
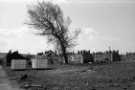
xmin=54 ymin=34 xmax=68 ymax=64
xmin=61 ymin=42 xmax=68 ymax=64
xmin=62 ymin=47 xmax=68 ymax=64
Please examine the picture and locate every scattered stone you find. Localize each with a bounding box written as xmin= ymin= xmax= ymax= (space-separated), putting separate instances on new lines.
xmin=20 ymin=82 xmax=45 ymax=90
xmin=31 ymin=83 xmax=43 ymax=87
xmin=20 ymin=82 xmax=31 ymax=89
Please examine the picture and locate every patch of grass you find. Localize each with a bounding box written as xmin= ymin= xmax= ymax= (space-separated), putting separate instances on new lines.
xmin=4 ymin=62 xmax=135 ymax=90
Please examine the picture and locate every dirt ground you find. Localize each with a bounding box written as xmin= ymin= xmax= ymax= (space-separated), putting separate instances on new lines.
xmin=4 ymin=62 xmax=135 ymax=90
xmin=0 ymin=65 xmax=24 ymax=90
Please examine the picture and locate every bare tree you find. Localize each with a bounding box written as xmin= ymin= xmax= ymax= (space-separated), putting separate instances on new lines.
xmin=27 ymin=1 xmax=80 ymax=64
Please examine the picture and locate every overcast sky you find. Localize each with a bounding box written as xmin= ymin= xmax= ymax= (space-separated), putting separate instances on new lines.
xmin=0 ymin=0 xmax=135 ymax=54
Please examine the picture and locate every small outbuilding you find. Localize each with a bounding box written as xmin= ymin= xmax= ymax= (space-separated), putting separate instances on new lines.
xmin=31 ymin=55 xmax=48 ymax=69
xmin=68 ymin=54 xmax=83 ymax=64
xmin=11 ymin=59 xmax=27 ymax=70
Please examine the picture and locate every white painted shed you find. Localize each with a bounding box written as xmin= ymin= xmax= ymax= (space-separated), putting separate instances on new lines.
xmin=32 ymin=56 xmax=48 ymax=69
xmin=11 ymin=59 xmax=27 ymax=70
xmin=68 ymin=54 xmax=83 ymax=64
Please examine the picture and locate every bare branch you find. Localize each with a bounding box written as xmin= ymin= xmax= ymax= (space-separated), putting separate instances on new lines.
xmin=26 ymin=1 xmax=81 ymax=64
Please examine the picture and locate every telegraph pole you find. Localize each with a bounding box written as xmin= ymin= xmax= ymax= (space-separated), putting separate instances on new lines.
xmin=109 ymin=46 xmax=113 ymax=62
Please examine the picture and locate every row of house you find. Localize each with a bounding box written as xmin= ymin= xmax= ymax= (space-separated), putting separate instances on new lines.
xmin=10 ymin=54 xmax=83 ymax=70
xmin=6 ymin=50 xmax=121 ymax=70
